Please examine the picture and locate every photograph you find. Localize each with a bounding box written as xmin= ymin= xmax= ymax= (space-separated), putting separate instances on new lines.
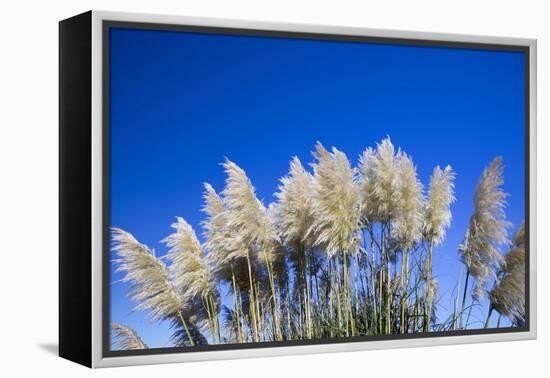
xmin=1 ymin=0 xmax=546 ymax=376
xmin=107 ymin=25 xmax=527 ymax=352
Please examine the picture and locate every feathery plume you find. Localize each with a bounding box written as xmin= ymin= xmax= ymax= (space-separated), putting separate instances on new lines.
xmin=201 ymin=183 xmax=226 ymax=264
xmin=164 ymin=217 xmax=218 ymax=303
xmin=358 ymin=146 xmax=377 ymax=223
xmin=274 ymin=157 xmax=314 ymax=250
xmin=221 ymin=160 xmax=280 ymax=265
xmin=459 ymin=157 xmax=511 ymax=300
xmin=307 ymin=142 xmax=362 ymax=257
xmin=504 ymin=223 xmax=525 ymax=274
xmin=112 ymin=228 xmax=184 ymax=321
xmin=393 ymin=152 xmax=425 ymax=250
xmin=274 ymin=157 xmax=314 ymax=280
xmin=359 ymin=137 xmax=401 ymax=224
xmin=372 ymin=137 xmax=401 ymax=223
xmin=490 ymin=223 xmax=525 ymax=322
xmin=111 ymin=323 xmax=148 ymax=350
xmin=490 ymin=274 xmax=525 ymax=323
xmin=424 ymin=165 xmax=456 ymax=246
xmin=201 ymin=183 xmax=249 ymax=286
xmin=266 ymin=203 xmax=288 ymax=287
xmin=202 ymin=183 xmax=225 ymax=228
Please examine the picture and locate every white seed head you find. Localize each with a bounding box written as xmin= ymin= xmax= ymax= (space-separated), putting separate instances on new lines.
xmin=491 ymin=224 xmax=525 ymax=321
xmin=221 ymin=160 xmax=281 ymax=271
xmin=424 ymin=165 xmax=456 ymax=246
xmin=459 ymin=157 xmax=511 ymax=300
xmin=111 ymin=323 xmax=148 ymax=350
xmin=358 ymin=146 xmax=377 ymax=223
xmin=201 ymin=183 xmax=247 ymax=282
xmin=274 ymin=157 xmax=314 ymax=248
xmin=359 ymin=137 xmax=401 ymax=224
xmin=221 ymin=160 xmax=278 ymax=246
xmin=164 ymin=217 xmax=218 ymax=304
xmin=307 ymin=142 xmax=362 ymax=258
xmin=111 ymin=228 xmax=183 ymax=321
xmin=273 ymin=156 xmax=315 ymax=277
xmin=392 ymin=152 xmax=425 ymax=250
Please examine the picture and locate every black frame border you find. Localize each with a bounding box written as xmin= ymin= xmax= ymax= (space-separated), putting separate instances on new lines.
xmin=59 ymin=10 xmax=93 ymax=367
xmin=101 ymin=20 xmax=531 ymax=359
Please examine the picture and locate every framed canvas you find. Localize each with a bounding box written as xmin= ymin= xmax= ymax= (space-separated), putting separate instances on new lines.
xmin=59 ymin=10 xmax=537 ymax=368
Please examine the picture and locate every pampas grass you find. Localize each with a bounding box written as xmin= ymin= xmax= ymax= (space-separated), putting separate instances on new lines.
xmin=112 ymin=228 xmax=184 ymax=322
xmin=273 ymin=157 xmax=316 ymax=337
xmin=164 ymin=217 xmax=217 ymax=302
xmin=425 ymin=165 xmax=456 ymax=246
xmin=423 ymin=165 xmax=456 ymax=331
xmin=110 ymin=138 xmax=524 ymax=349
xmin=307 ymin=142 xmax=362 ymax=258
xmin=458 ymin=157 xmax=511 ymax=329
xmin=393 ymin=152 xmax=424 ymax=250
xmin=202 ymin=183 xmax=250 ymax=289
xmin=111 ymin=228 xmax=196 ymax=346
xmin=490 ymin=224 xmax=525 ymax=324
xmin=164 ymin=217 xmax=221 ymax=343
xmin=308 ymin=142 xmax=362 ymax=336
xmin=460 ymin=157 xmax=510 ymax=300
xmin=111 ymin=324 xmax=147 ymax=350
xmin=369 ymin=137 xmax=401 ymax=223
xmin=221 ymin=159 xmax=284 ymax=340
xmin=222 ymin=160 xmax=279 ymax=251
xmin=274 ymin=157 xmax=314 ymax=261
xmin=393 ymin=152 xmax=424 ymax=333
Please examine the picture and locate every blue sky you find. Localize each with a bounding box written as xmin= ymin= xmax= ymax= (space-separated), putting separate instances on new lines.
xmin=109 ymin=27 xmax=526 ymax=348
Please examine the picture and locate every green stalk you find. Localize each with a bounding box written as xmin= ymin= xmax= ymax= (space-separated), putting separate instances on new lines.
xmin=334 ymin=262 xmax=344 ymax=336
xmin=459 ymin=269 xmax=470 ymax=330
xmin=298 ymin=291 xmax=303 ymax=338
xmin=286 ymin=290 xmax=292 ymax=339
xmin=264 ymin=256 xmax=283 ymax=341
xmin=424 ymin=240 xmax=434 ymax=332
xmin=379 ymin=224 xmax=386 ymax=334
xmin=306 ymin=272 xmax=313 ymax=338
xmin=304 ymin=247 xmax=313 ymax=339
xmin=314 ymin=264 xmax=320 ymax=335
xmin=385 ymin=224 xmax=392 ymax=334
xmin=238 ymin=288 xmax=246 ymax=342
xmin=484 ymin=305 xmax=494 ymax=329
xmin=231 ymin=271 xmax=243 ymax=342
xmin=369 ymin=227 xmax=378 ymax=335
xmin=203 ymin=296 xmax=215 ymax=344
xmin=452 ymin=272 xmax=461 ymax=331
xmin=413 ymin=277 xmax=419 ymax=332
xmin=209 ymin=294 xmax=221 ymax=343
xmin=400 ymin=248 xmax=409 ymax=333
xmin=378 ymin=266 xmax=383 ymax=334
xmin=245 ymin=251 xmax=259 ymax=342
xmin=327 ymin=259 xmax=334 ymax=337
xmin=255 ymin=281 xmax=263 ymax=339
xmin=343 ymin=251 xmax=355 ymax=336
xmin=176 ymin=311 xmax=195 ymax=347
xmin=305 ymin=285 xmax=311 ymax=338
xmin=353 ymin=254 xmax=361 ymax=334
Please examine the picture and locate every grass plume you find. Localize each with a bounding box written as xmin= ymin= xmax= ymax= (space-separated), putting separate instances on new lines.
xmin=111 ymin=323 xmax=148 ymax=350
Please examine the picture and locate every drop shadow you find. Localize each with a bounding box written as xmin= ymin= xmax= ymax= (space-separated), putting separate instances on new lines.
xmin=38 ymin=343 xmax=59 ymax=356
